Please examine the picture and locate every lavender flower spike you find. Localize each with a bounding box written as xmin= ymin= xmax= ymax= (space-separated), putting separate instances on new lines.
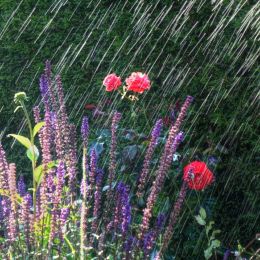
xmin=161 ymin=182 xmax=189 ymax=253
xmin=137 ymin=119 xmax=163 ymax=198
xmin=81 ymin=116 xmax=89 ymax=148
xmin=140 ymin=96 xmax=193 ymax=238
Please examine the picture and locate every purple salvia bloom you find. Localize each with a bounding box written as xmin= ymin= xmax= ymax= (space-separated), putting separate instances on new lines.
xmin=17 ymin=176 xmax=26 ymax=197
xmin=49 ymin=161 xmax=65 ymax=244
xmin=137 ymin=119 xmax=163 ymax=198
xmin=81 ymin=116 xmax=89 ymax=148
xmin=39 ymin=74 xmax=49 ymax=107
xmin=21 ymin=193 xmax=32 ymax=247
xmin=223 ymin=249 xmax=231 ymax=260
xmin=40 ymin=108 xmax=52 ymax=217
xmin=110 ymin=182 xmax=131 ymax=236
xmin=56 ymin=75 xmax=69 ymax=155
xmin=140 ymin=96 xmax=193 ymax=238
xmin=44 ymin=61 xmax=58 ymax=112
xmin=108 ymin=111 xmax=121 ymax=192
xmin=124 ymin=236 xmax=138 ymax=259
xmin=91 ymin=169 xmax=103 ymax=234
xmin=7 ymin=164 xmax=17 ymax=241
xmin=143 ymin=231 xmax=156 ymax=258
xmin=107 ymin=182 xmax=126 ymax=232
xmin=105 ymin=111 xmax=121 ymax=224
xmin=46 ymin=170 xmax=55 ymax=202
xmin=68 ymin=124 xmax=78 ymax=193
xmin=33 ymin=106 xmax=41 ymax=124
xmin=56 ymin=161 xmax=65 ymax=198
xmin=122 ymin=202 xmax=131 ymax=236
xmin=89 ymin=148 xmax=97 ymax=191
xmin=0 ymin=197 xmax=3 ymax=221
xmin=1 ymin=197 xmax=10 ymax=218
xmin=156 ymin=213 xmax=166 ymax=231
xmin=161 ymin=182 xmax=189 ymax=253
xmin=59 ymin=207 xmax=70 ymax=241
xmin=52 ymin=112 xmax=64 ymax=159
xmin=0 ymin=143 xmax=9 ymax=191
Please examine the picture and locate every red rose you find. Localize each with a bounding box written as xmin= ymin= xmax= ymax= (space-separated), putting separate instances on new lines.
xmin=103 ymin=73 xmax=122 ymax=92
xmin=125 ymin=72 xmax=150 ymax=93
xmin=183 ymin=161 xmax=214 ymax=190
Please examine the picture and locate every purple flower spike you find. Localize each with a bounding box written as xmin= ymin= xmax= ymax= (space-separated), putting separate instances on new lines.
xmin=40 ymin=74 xmax=49 ymax=105
xmin=156 ymin=213 xmax=166 ymax=230
xmin=18 ymin=176 xmax=26 ymax=197
xmin=137 ymin=119 xmax=163 ymax=198
xmin=81 ymin=117 xmax=89 ymax=147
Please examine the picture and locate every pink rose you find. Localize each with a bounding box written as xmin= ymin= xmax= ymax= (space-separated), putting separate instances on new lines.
xmin=103 ymin=73 xmax=122 ymax=92
xmin=125 ymin=72 xmax=150 ymax=93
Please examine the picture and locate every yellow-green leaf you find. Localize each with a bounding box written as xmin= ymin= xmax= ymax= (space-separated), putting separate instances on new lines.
xmin=33 ymin=122 xmax=45 ymax=137
xmin=34 ymin=161 xmax=57 ymax=185
xmin=26 ymin=145 xmax=39 ymax=163
xmin=8 ymin=134 xmax=31 ymax=149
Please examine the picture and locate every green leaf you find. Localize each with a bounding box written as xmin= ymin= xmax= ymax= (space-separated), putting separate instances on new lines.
xmin=8 ymin=134 xmax=31 ymax=149
xmin=204 ymin=246 xmax=213 ymax=260
xmin=199 ymin=207 xmax=207 ymax=220
xmin=26 ymin=145 xmax=39 ymax=162
xmin=33 ymin=122 xmax=45 ymax=137
xmin=34 ymin=161 xmax=57 ymax=185
xmin=195 ymin=215 xmax=206 ymax=226
xmin=206 ymin=221 xmax=214 ymax=237
xmin=210 ymin=229 xmax=221 ymax=241
xmin=211 ymin=239 xmax=221 ymax=248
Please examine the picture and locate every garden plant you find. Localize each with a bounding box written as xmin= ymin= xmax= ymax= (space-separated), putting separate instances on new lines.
xmin=0 ymin=62 xmax=215 ymax=259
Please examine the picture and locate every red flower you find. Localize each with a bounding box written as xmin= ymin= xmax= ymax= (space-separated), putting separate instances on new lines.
xmin=125 ymin=72 xmax=150 ymax=93
xmin=183 ymin=161 xmax=214 ymax=190
xmin=103 ymin=73 xmax=122 ymax=92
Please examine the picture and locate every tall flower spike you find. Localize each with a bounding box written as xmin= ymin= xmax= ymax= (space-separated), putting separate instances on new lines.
xmin=107 ymin=111 xmax=121 ymax=198
xmin=56 ymin=75 xmax=69 ymax=155
xmin=39 ymin=74 xmax=49 ymax=108
xmin=49 ymin=161 xmax=65 ymax=245
xmin=89 ymin=148 xmax=97 ymax=192
xmin=67 ymin=124 xmax=78 ymax=194
xmin=140 ymin=96 xmax=193 ymax=238
xmin=7 ymin=163 xmax=18 ymax=241
xmin=137 ymin=119 xmax=163 ymax=198
xmin=44 ymin=60 xmax=57 ymax=112
xmin=21 ymin=193 xmax=32 ymax=248
xmin=160 ymin=182 xmax=188 ymax=253
xmin=91 ymin=169 xmax=103 ymax=237
xmin=81 ymin=116 xmax=89 ymax=148
xmin=17 ymin=176 xmax=26 ymax=197
xmin=0 ymin=143 xmax=9 ymax=191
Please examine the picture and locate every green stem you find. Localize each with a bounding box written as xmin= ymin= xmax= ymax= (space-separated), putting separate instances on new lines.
xmin=64 ymin=236 xmax=76 ymax=257
xmin=20 ymin=100 xmax=36 ymax=216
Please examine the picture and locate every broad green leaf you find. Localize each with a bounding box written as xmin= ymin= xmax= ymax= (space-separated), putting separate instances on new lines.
xmin=199 ymin=207 xmax=207 ymax=220
xmin=211 ymin=239 xmax=221 ymax=248
xmin=8 ymin=134 xmax=31 ymax=149
xmin=26 ymin=145 xmax=39 ymax=162
xmin=195 ymin=215 xmax=206 ymax=226
xmin=33 ymin=122 xmax=45 ymax=137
